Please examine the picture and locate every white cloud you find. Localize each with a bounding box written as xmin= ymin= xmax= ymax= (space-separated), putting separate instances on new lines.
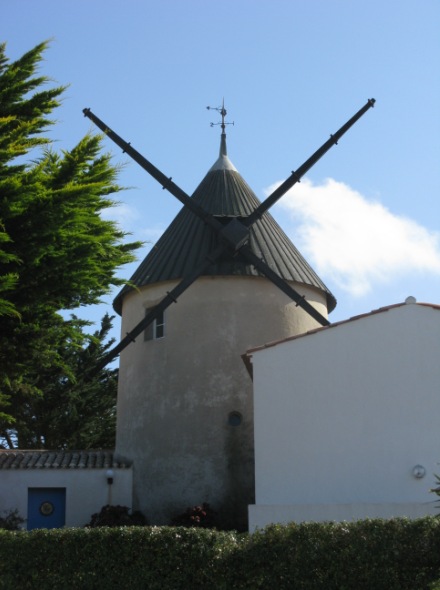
xmin=270 ymin=178 xmax=440 ymax=297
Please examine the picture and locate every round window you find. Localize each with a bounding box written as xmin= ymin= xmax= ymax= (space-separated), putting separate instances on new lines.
xmin=228 ymin=411 xmax=243 ymax=427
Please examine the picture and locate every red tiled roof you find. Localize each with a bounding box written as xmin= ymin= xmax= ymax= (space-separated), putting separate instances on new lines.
xmin=241 ymin=300 xmax=440 ymax=379
xmin=0 ymin=449 xmax=130 ymax=469
xmin=244 ymin=300 xmax=440 ymax=355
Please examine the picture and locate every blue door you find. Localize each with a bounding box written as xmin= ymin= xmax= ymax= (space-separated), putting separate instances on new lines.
xmin=27 ymin=487 xmax=66 ymax=530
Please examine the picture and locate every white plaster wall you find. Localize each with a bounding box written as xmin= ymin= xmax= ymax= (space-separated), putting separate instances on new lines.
xmin=250 ymin=303 xmax=440 ymax=529
xmin=0 ymin=468 xmax=132 ymax=527
xmin=116 ymin=275 xmax=328 ymax=526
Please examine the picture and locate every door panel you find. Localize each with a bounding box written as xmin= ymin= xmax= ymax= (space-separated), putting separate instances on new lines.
xmin=27 ymin=487 xmax=66 ymax=530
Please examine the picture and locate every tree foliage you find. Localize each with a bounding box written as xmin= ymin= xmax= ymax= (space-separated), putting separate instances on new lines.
xmin=2 ymin=313 xmax=119 ymax=449
xmin=0 ymin=41 xmax=141 ymax=446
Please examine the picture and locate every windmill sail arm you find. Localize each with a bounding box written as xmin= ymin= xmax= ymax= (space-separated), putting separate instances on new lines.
xmin=90 ymin=243 xmax=228 ymax=373
xmin=81 ymin=99 xmax=376 ymax=373
xmin=239 ymin=245 xmax=330 ymax=327
xmin=82 ymin=108 xmax=222 ymax=234
xmin=246 ymin=98 xmax=375 ymax=225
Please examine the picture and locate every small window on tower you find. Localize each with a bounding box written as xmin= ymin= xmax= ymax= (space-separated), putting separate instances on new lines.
xmin=144 ymin=309 xmax=165 ymax=341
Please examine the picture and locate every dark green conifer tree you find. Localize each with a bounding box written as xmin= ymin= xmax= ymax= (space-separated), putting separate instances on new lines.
xmin=0 ymin=41 xmax=141 ymax=447
xmin=4 ymin=313 xmax=119 ymax=449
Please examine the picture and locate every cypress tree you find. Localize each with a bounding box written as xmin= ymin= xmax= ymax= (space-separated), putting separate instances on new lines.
xmin=0 ymin=41 xmax=141 ymax=447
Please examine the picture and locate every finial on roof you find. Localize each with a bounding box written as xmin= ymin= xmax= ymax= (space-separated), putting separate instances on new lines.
xmin=207 ymin=99 xmax=234 ymax=156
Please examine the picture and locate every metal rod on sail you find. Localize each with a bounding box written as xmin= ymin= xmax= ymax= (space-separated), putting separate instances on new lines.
xmin=239 ymin=245 xmax=330 ymax=326
xmin=245 ymin=98 xmax=375 ymax=226
xmin=90 ymin=243 xmax=228 ymax=374
xmin=83 ymin=108 xmax=223 ymax=234
xmin=83 ymin=98 xmax=374 ymax=373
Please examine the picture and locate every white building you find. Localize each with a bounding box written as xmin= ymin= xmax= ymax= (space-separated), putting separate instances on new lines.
xmin=0 ymin=450 xmax=131 ymax=529
xmin=245 ymin=298 xmax=440 ymax=531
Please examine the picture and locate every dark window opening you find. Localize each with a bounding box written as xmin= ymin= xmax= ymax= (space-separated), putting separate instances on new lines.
xmin=144 ymin=309 xmax=165 ymax=341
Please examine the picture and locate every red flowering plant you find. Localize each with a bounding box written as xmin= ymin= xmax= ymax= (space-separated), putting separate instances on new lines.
xmin=170 ymin=502 xmax=217 ymax=529
xmin=86 ymin=504 xmax=148 ymax=527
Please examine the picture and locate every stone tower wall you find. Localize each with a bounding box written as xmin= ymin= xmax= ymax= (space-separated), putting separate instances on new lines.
xmin=115 ymin=275 xmax=328 ymax=528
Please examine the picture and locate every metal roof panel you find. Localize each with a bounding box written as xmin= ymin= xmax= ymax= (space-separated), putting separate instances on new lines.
xmin=114 ymin=150 xmax=336 ymax=314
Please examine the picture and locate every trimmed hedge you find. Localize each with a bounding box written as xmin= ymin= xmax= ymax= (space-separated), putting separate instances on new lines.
xmin=0 ymin=526 xmax=234 ymax=590
xmin=236 ymin=518 xmax=440 ymax=590
xmin=1 ymin=518 xmax=440 ymax=589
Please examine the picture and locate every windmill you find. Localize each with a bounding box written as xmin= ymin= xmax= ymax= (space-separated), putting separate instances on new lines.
xmin=83 ymin=99 xmax=375 ymax=528
xmin=83 ymin=98 xmax=375 ymax=372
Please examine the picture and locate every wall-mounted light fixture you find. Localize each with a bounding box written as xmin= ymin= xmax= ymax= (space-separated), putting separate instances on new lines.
xmin=105 ymin=469 xmax=115 ymax=506
xmin=412 ymin=465 xmax=426 ymax=479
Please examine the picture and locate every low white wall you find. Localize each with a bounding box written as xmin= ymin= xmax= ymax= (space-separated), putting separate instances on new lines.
xmin=249 ymin=502 xmax=438 ymax=531
xmin=0 ymin=468 xmax=132 ymax=527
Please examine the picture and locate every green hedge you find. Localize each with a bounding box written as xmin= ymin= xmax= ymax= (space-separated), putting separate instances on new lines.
xmin=1 ymin=518 xmax=440 ymax=589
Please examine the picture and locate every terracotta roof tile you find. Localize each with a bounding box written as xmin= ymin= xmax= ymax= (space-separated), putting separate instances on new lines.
xmin=0 ymin=449 xmax=131 ymax=469
xmin=244 ymin=300 xmax=440 ymax=356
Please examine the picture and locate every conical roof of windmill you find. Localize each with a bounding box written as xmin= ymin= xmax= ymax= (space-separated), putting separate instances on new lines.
xmin=113 ymin=129 xmax=336 ymax=315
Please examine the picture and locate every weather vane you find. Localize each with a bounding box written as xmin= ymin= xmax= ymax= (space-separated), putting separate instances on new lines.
xmin=206 ymin=99 xmax=234 ymax=133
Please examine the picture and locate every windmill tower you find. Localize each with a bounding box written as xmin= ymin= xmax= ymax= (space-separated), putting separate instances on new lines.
xmin=84 ymin=99 xmax=374 ymax=528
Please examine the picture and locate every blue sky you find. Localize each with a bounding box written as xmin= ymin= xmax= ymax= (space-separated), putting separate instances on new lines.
xmin=3 ymin=1 xmax=440 ymax=341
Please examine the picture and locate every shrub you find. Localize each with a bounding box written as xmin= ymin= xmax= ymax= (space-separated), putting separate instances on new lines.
xmin=0 ymin=526 xmax=238 ymax=590
xmin=1 ymin=517 xmax=440 ymax=589
xmin=86 ymin=504 xmax=148 ymax=527
xmin=0 ymin=508 xmax=25 ymax=530
xmin=170 ymin=502 xmax=217 ymax=528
